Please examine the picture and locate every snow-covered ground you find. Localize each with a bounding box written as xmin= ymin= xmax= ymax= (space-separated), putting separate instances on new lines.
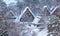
xmin=25 ymin=24 xmax=48 ymax=36
xmin=37 ymin=29 xmax=48 ymax=36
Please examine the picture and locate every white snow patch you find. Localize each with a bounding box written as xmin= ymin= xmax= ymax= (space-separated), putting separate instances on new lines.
xmin=32 ymin=16 xmax=41 ymax=24
xmin=14 ymin=16 xmax=20 ymax=23
xmin=37 ymin=29 xmax=48 ymax=36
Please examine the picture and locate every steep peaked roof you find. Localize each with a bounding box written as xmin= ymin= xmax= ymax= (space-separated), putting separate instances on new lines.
xmin=5 ymin=10 xmax=16 ymax=19
xmin=50 ymin=6 xmax=59 ymax=15
xmin=43 ymin=6 xmax=50 ymax=16
xmin=19 ymin=7 xmax=35 ymax=22
xmin=50 ymin=6 xmax=60 ymax=18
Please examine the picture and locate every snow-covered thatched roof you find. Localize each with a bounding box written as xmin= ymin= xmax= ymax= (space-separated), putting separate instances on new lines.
xmin=50 ymin=6 xmax=59 ymax=15
xmin=5 ymin=10 xmax=16 ymax=19
xmin=19 ymin=6 xmax=36 ymax=22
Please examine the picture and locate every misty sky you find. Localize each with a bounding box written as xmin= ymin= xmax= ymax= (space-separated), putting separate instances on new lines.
xmin=3 ymin=0 xmax=17 ymax=5
xmin=3 ymin=0 xmax=24 ymax=5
